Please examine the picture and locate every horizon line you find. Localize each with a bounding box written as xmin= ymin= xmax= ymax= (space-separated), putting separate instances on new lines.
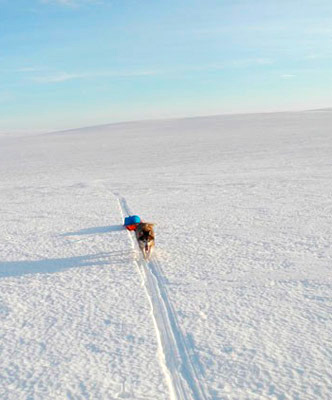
xmin=2 ymin=106 xmax=332 ymax=138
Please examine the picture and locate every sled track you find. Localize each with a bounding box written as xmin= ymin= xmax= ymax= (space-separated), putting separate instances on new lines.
xmin=116 ymin=194 xmax=209 ymax=400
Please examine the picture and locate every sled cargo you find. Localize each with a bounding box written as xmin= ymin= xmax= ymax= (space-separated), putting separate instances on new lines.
xmin=124 ymin=215 xmax=141 ymax=231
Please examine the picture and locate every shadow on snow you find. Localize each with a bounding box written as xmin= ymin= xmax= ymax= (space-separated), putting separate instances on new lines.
xmin=0 ymin=224 xmax=130 ymax=278
xmin=0 ymin=253 xmax=124 ymax=278
xmin=61 ymin=224 xmax=124 ymax=236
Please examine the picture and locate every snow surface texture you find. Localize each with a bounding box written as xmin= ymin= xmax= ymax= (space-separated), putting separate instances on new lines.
xmin=0 ymin=111 xmax=331 ymax=400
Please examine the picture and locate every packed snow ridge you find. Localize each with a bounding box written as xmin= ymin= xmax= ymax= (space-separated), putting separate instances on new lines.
xmin=0 ymin=111 xmax=331 ymax=400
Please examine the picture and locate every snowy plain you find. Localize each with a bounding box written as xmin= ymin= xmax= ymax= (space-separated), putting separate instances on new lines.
xmin=0 ymin=110 xmax=331 ymax=400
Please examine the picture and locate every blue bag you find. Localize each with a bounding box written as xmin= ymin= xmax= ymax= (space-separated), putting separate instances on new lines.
xmin=124 ymin=215 xmax=141 ymax=226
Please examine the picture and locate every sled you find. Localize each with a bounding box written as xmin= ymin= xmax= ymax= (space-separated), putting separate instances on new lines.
xmin=124 ymin=215 xmax=141 ymax=231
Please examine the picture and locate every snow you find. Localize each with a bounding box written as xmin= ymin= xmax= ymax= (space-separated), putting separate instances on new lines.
xmin=0 ymin=111 xmax=331 ymax=399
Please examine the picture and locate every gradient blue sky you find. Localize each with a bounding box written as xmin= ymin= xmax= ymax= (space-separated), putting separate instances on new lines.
xmin=1 ymin=0 xmax=332 ymax=132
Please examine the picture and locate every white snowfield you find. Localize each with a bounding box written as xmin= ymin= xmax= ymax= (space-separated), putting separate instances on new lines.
xmin=0 ymin=110 xmax=331 ymax=400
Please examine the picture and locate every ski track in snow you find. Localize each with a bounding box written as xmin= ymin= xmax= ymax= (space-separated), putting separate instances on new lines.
xmin=116 ymin=192 xmax=209 ymax=400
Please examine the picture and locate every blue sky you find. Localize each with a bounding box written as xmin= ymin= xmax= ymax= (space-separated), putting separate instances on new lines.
xmin=1 ymin=0 xmax=332 ymax=132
